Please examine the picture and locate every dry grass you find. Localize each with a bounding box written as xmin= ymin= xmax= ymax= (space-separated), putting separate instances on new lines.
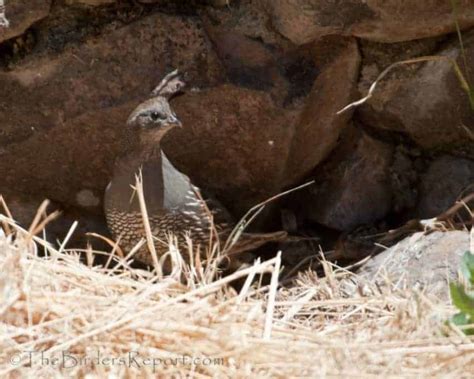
xmin=1 ymin=210 xmax=474 ymax=378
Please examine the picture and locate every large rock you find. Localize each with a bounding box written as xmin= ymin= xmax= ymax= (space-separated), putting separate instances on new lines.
xmin=355 ymin=231 xmax=470 ymax=300
xmin=283 ymin=37 xmax=360 ymax=185
xmin=203 ymin=21 xmax=286 ymax=92
xmin=203 ymin=1 xmax=286 ymax=46
xmin=299 ymin=130 xmax=393 ymax=231
xmin=357 ymin=32 xmax=474 ymax=149
xmin=201 ymin=9 xmax=360 ymax=200
xmin=0 ymin=0 xmax=51 ymax=43
xmin=0 ymin=192 xmax=109 ymax=248
xmin=164 ymin=35 xmax=360 ymax=214
xmin=265 ymin=0 xmax=474 ymax=45
xmin=0 ymin=13 xmax=224 ymax=210
xmin=65 ymin=0 xmax=115 ymax=5
xmin=0 ymin=10 xmax=359 ymax=220
xmin=417 ymin=155 xmax=474 ymax=218
xmin=165 ymin=85 xmax=297 ymax=215
xmin=169 ymin=11 xmax=358 ymax=215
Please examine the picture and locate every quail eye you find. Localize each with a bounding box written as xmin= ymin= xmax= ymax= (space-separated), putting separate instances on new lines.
xmin=150 ymin=111 xmax=165 ymax=121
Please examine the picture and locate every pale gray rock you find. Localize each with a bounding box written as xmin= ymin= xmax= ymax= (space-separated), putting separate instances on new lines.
xmin=356 ymin=231 xmax=470 ymax=301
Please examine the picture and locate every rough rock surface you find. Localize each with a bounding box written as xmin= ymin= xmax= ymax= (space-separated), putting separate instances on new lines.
xmin=203 ymin=1 xmax=286 ymax=46
xmin=0 ymin=192 xmax=109 ymax=250
xmin=266 ymin=0 xmax=474 ymax=45
xmin=300 ymin=130 xmax=393 ymax=231
xmin=0 ymin=12 xmax=360 ymax=217
xmin=0 ymin=0 xmax=472 ymax=255
xmin=0 ymin=0 xmax=51 ymax=43
xmin=355 ymin=231 xmax=470 ymax=301
xmin=0 ymin=13 xmax=224 ymax=211
xmin=203 ymin=23 xmax=284 ymax=92
xmin=165 ymin=85 xmax=297 ymax=215
xmin=65 ymin=0 xmax=115 ymax=5
xmin=417 ymin=156 xmax=474 ymax=218
xmin=357 ymin=32 xmax=474 ymax=149
xmin=166 ymin=35 xmax=359 ymax=214
xmin=283 ymin=37 xmax=360 ymax=186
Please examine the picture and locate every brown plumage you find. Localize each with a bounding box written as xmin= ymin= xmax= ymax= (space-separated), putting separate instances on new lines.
xmin=104 ymin=70 xmax=286 ymax=268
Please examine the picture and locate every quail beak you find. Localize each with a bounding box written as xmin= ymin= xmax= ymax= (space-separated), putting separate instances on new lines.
xmin=168 ymin=114 xmax=182 ymax=128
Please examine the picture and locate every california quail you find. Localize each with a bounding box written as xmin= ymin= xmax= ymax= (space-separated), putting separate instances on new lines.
xmin=104 ymin=70 xmax=285 ymax=268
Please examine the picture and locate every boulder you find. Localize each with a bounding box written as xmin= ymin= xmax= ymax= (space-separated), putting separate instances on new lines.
xmin=65 ymin=0 xmax=115 ymax=5
xmin=203 ymin=22 xmax=285 ymax=92
xmin=355 ymin=231 xmax=470 ymax=301
xmin=265 ymin=0 xmax=474 ymax=45
xmin=0 ymin=0 xmax=51 ymax=43
xmin=0 ymin=6 xmax=360 ymax=222
xmin=0 ymin=13 xmax=224 ymax=210
xmin=203 ymin=1 xmax=286 ymax=46
xmin=389 ymin=145 xmax=423 ymax=214
xmin=164 ymin=35 xmax=360 ymax=214
xmin=0 ymin=193 xmax=43 ymax=228
xmin=283 ymin=37 xmax=360 ymax=185
xmin=164 ymin=85 xmax=297 ymax=215
xmin=0 ymin=192 xmax=109 ymax=251
xmin=417 ymin=155 xmax=474 ymax=218
xmin=357 ymin=32 xmax=474 ymax=149
xmin=299 ymin=130 xmax=393 ymax=231
xmin=206 ymin=0 xmax=232 ymax=7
